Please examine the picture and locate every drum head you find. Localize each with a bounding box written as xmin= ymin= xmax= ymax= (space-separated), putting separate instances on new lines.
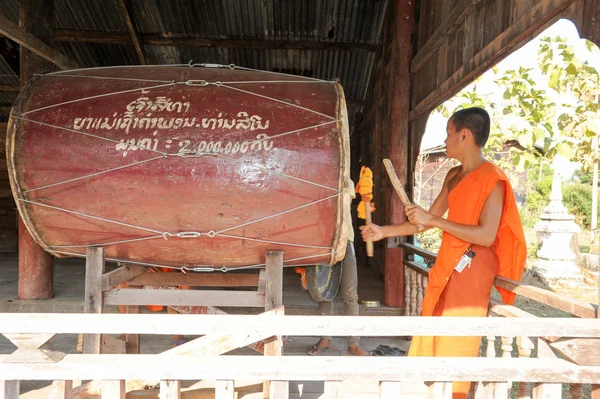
xmin=306 ymin=262 xmax=342 ymax=302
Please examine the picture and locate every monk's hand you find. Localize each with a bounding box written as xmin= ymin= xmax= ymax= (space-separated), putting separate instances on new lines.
xmin=405 ymin=205 xmax=432 ymax=231
xmin=360 ymin=223 xmax=384 ymax=242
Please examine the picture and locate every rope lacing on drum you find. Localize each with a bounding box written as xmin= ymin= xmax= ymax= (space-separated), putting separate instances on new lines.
xmin=15 ymin=63 xmax=347 ymax=270
xmin=23 ymin=192 xmax=340 ymax=250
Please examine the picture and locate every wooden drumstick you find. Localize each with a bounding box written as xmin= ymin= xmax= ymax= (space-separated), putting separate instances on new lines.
xmin=383 ymin=158 xmax=425 ymax=232
xmin=364 ymin=200 xmax=374 ymax=257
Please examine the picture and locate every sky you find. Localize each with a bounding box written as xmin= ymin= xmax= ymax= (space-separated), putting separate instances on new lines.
xmin=420 ymin=18 xmax=599 ymax=176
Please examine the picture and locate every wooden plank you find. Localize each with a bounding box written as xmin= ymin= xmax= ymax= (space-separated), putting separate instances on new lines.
xmin=127 ymin=271 xmax=259 ymax=287
xmin=324 ymin=381 xmax=343 ymax=399
xmin=117 ymin=0 xmax=146 ymax=64
xmin=215 ymin=380 xmax=234 ymax=399
xmin=159 ymin=380 xmax=180 ymax=399
xmin=83 ymin=247 xmax=104 ymax=355
xmin=411 ymin=0 xmax=484 ymax=73
xmin=494 ymin=276 xmax=597 ymax=318
xmin=489 ymin=299 xmax=537 ymax=318
xmin=52 ymin=30 xmax=378 ymax=52
xmin=103 ymin=288 xmax=265 ymax=307
xmin=550 ymin=338 xmax=600 ymax=366
xmin=0 ymin=12 xmax=77 ymax=69
xmin=1 ymin=355 xmax=599 ymax=383
xmin=101 ymin=265 xmax=146 ymax=291
xmin=102 ymin=380 xmax=125 ymax=398
xmin=0 ymin=381 xmax=19 ymax=399
xmin=1 ymin=314 xmax=599 ymax=338
xmin=409 ymin=0 xmax=578 ymax=121
xmin=73 ymin=307 xmax=281 ymax=397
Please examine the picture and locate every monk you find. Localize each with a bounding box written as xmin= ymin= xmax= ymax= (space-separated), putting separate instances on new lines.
xmin=360 ymin=107 xmax=526 ymax=398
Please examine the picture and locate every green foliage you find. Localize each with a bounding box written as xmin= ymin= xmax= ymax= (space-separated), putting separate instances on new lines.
xmin=573 ymin=168 xmax=599 ymax=186
xmin=563 ymin=184 xmax=600 ymax=229
xmin=415 ymin=228 xmax=443 ymax=253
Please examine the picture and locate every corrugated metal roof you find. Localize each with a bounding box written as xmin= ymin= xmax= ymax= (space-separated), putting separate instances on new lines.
xmin=1 ymin=0 xmax=389 ymax=126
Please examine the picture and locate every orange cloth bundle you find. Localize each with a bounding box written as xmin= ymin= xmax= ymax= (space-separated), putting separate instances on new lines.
xmin=355 ymin=166 xmax=375 ymax=219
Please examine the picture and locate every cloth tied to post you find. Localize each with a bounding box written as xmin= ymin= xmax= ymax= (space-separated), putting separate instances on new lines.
xmin=355 ymin=166 xmax=375 ymax=219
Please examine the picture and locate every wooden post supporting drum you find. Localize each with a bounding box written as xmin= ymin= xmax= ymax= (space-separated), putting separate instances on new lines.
xmin=264 ymin=251 xmax=288 ymax=399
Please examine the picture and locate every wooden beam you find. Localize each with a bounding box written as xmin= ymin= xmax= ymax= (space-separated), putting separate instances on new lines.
xmin=0 ymin=355 xmax=599 ymax=383
xmin=103 ymin=288 xmax=265 ymax=307
xmin=411 ymin=0 xmax=484 ymax=73
xmin=0 ymin=106 xmax=11 ymax=115
xmin=101 ymin=265 xmax=145 ymax=291
xmin=53 ymin=30 xmax=378 ymax=52
xmin=494 ymin=275 xmax=597 ymax=318
xmin=409 ymin=0 xmax=578 ymax=121
xmin=126 ymin=271 xmax=259 ymax=287
xmin=0 ymin=12 xmax=77 ymax=69
xmin=1 ymin=313 xmax=598 ymax=337
xmin=117 ymin=0 xmax=145 ymax=65
xmin=83 ymin=247 xmax=104 ymax=355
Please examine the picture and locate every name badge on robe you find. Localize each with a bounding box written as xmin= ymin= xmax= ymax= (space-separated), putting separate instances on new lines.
xmin=454 ymin=248 xmax=476 ymax=273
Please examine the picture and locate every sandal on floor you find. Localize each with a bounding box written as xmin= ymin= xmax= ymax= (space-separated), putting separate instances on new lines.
xmin=306 ymin=344 xmax=330 ymax=356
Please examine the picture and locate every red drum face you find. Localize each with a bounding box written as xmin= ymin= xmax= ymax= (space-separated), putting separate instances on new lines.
xmin=8 ymin=66 xmax=351 ymax=269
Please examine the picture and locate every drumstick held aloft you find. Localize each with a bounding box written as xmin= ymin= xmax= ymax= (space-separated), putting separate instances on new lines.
xmin=383 ymin=158 xmax=424 ymax=231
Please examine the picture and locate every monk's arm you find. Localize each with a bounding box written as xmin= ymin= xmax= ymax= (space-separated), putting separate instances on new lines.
xmin=425 ymin=181 xmax=505 ymax=247
xmin=360 ymin=169 xmax=454 ymax=241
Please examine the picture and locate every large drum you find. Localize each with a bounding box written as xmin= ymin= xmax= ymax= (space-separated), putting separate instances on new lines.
xmin=7 ymin=65 xmax=351 ymax=270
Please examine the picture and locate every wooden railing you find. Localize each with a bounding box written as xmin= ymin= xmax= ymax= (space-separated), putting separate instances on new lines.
xmin=400 ymin=242 xmax=600 ymax=399
xmin=0 ymin=312 xmax=599 ymax=399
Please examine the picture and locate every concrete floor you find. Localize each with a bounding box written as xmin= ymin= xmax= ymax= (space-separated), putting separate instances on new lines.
xmin=0 ymin=255 xmax=418 ymax=398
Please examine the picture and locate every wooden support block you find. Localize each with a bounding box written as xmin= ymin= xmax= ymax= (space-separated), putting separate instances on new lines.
xmin=378 ymin=381 xmax=402 ymax=399
xmin=0 ymin=381 xmax=19 ymax=399
xmin=83 ymin=247 xmax=104 ymax=354
xmin=265 ymin=251 xmax=283 ymax=311
xmin=324 ymin=381 xmax=343 ymax=399
xmin=101 ymin=265 xmax=145 ymax=291
xmin=125 ymin=305 xmax=140 ymax=354
xmin=128 ymin=271 xmax=259 ymax=287
xmin=102 ymin=380 xmax=125 ymax=398
xmin=427 ymin=382 xmax=452 ymax=399
xmin=50 ymin=380 xmax=73 ymax=399
xmin=160 ymin=380 xmax=181 ymax=399
xmin=215 ymin=380 xmax=234 ymax=399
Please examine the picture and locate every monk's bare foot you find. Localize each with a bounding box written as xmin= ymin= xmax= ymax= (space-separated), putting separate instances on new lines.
xmin=306 ymin=337 xmax=331 ymax=355
xmin=347 ymin=343 xmax=370 ymax=356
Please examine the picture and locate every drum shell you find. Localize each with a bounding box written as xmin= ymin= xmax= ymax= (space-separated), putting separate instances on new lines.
xmin=7 ymin=66 xmax=351 ymax=268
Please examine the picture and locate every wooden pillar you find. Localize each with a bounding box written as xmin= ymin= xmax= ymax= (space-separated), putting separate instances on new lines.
xmin=383 ymin=0 xmax=417 ymax=308
xmin=83 ymin=247 xmax=104 ymax=354
xmin=17 ymin=0 xmax=55 ymax=300
xmin=0 ymin=381 xmax=19 ymax=399
xmin=263 ymin=251 xmax=288 ymax=399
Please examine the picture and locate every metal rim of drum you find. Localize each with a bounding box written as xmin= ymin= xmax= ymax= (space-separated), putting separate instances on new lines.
xmin=306 ymin=262 xmax=342 ymax=303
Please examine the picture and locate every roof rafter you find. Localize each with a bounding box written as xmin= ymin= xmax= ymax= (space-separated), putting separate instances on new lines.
xmin=117 ymin=0 xmax=146 ymax=64
xmin=0 ymin=12 xmax=78 ymax=70
xmin=53 ymin=30 xmax=378 ymax=52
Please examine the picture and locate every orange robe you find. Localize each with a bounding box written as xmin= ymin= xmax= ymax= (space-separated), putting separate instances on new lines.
xmin=408 ymin=162 xmax=526 ymax=399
